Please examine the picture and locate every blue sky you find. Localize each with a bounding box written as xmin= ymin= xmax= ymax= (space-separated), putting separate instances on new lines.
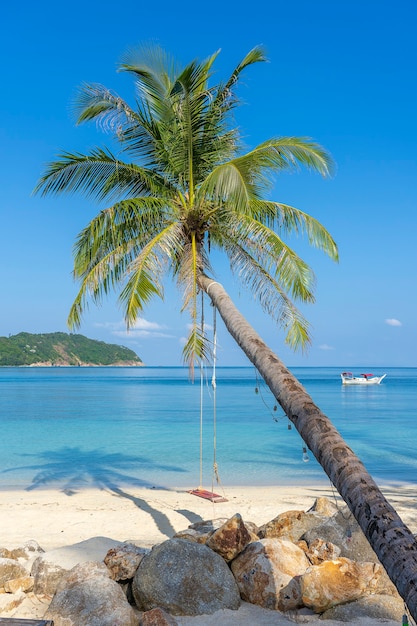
xmin=1 ymin=0 xmax=416 ymax=367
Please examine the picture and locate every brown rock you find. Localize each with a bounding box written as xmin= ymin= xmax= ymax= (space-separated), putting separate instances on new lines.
xmin=300 ymin=557 xmax=382 ymax=613
xmin=0 ymin=558 xmax=28 ymax=587
xmin=231 ymin=538 xmax=309 ymax=611
xmin=174 ymin=518 xmax=229 ymax=544
xmin=206 ymin=514 xmax=252 ymax=561
xmin=104 ymin=543 xmax=149 ymax=581
xmin=4 ymin=576 xmax=34 ymax=593
xmin=258 ymin=510 xmax=325 ymax=542
xmin=305 ymin=538 xmax=341 ymax=565
xmin=307 ymin=497 xmax=338 ymax=517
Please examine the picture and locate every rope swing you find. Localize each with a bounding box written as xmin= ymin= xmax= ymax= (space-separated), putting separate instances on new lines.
xmin=188 ymin=289 xmax=227 ymax=503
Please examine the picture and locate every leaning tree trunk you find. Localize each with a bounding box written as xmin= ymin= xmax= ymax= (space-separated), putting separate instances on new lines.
xmin=199 ymin=274 xmax=417 ymax=619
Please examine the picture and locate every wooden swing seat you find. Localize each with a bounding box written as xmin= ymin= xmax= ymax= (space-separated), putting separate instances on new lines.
xmin=188 ymin=488 xmax=228 ymax=503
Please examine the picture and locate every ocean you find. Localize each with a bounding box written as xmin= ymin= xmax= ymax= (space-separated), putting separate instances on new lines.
xmin=0 ymin=366 xmax=416 ymax=492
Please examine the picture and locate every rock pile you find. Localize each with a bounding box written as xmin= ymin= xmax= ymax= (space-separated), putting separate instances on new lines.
xmin=0 ymin=497 xmax=407 ymax=625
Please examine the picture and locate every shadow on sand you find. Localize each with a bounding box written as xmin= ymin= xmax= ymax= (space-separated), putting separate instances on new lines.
xmin=3 ymin=446 xmax=204 ymax=539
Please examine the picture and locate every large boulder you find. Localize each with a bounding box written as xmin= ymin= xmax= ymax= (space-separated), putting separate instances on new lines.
xmin=132 ymin=538 xmax=240 ymax=616
xmin=300 ymin=557 xmax=382 ymax=612
xmin=44 ymin=560 xmax=138 ymax=626
xmin=230 ymin=538 xmax=309 ymax=611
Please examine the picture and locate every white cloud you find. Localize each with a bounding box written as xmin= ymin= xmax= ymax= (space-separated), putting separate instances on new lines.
xmin=385 ymin=318 xmax=402 ymax=327
xmin=112 ymin=329 xmax=174 ymax=339
xmin=94 ymin=318 xmax=174 ymax=339
xmin=131 ymin=318 xmax=167 ymax=331
xmin=319 ymin=344 xmax=335 ymax=351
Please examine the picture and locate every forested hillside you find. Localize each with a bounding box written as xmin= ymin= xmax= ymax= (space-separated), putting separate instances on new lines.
xmin=0 ymin=332 xmax=143 ymax=366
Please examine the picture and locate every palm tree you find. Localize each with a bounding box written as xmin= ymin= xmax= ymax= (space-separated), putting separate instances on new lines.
xmin=35 ymin=45 xmax=417 ymax=618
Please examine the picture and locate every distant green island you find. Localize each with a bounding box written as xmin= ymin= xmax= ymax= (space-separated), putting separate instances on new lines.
xmin=0 ymin=332 xmax=143 ymax=367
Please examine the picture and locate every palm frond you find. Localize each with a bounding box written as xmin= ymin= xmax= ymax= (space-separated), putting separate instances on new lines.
xmin=198 ymin=162 xmax=253 ymax=213
xmin=34 ymin=149 xmax=172 ymax=201
xmin=242 ymin=137 xmax=335 ymax=178
xmin=182 ymin=325 xmax=212 ymax=376
xmin=212 ymin=45 xmax=267 ymax=114
xmin=119 ymin=222 xmax=184 ymax=326
xmin=73 ymin=83 xmax=139 ymax=130
xmin=220 ymin=238 xmax=312 ymax=350
xmin=255 ymin=200 xmax=339 ymax=261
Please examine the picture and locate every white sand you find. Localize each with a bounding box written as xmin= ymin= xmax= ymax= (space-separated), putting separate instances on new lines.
xmin=1 ymin=483 xmax=416 ymax=624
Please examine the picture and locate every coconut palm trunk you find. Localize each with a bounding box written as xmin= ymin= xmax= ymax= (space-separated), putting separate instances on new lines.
xmin=199 ymin=273 xmax=417 ymax=619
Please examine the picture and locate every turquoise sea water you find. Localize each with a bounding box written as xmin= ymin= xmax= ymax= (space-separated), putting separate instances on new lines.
xmin=0 ymin=366 xmax=416 ymax=491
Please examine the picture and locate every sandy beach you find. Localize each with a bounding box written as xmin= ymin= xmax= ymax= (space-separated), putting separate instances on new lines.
xmin=1 ymin=483 xmax=416 ymax=624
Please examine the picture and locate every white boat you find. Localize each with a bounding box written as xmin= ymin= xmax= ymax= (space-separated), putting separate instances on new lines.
xmin=341 ymin=372 xmax=387 ymax=385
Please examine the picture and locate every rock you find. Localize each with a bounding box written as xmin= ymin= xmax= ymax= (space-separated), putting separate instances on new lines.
xmin=0 ymin=540 xmax=44 ymax=563
xmin=302 ymin=507 xmax=378 ymax=562
xmin=31 ymin=557 xmax=68 ymax=596
xmin=258 ymin=509 xmax=326 ymax=542
xmin=31 ymin=535 xmax=121 ymax=596
xmin=3 ymin=575 xmax=34 ymax=593
xmin=307 ymin=496 xmax=338 ymax=517
xmin=139 ymin=606 xmax=179 ymax=625
xmin=172 ymin=528 xmax=210 ymax=544
xmin=104 ymin=543 xmax=149 ymax=581
xmin=174 ymin=518 xmax=229 ymax=544
xmin=0 ymin=590 xmax=26 ymax=613
xmin=0 ymin=558 xmax=29 ymax=587
xmin=230 ymin=538 xmax=309 ymax=611
xmin=132 ymin=538 xmax=240 ymax=616
xmin=304 ymin=538 xmax=341 ymax=565
xmin=206 ymin=514 xmax=253 ymax=561
xmin=44 ymin=560 xmax=138 ymax=626
xmin=302 ymin=507 xmax=399 ymax=596
xmin=321 ymin=593 xmax=406 ymax=621
xmin=300 ymin=557 xmax=382 ymax=612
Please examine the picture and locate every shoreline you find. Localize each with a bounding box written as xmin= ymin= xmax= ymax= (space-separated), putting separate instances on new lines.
xmin=0 ymin=483 xmax=416 ymax=552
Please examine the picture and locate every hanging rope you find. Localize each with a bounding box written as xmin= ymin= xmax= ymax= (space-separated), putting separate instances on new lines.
xmin=198 ymin=291 xmax=204 ymax=489
xmin=211 ymin=300 xmax=219 ymax=489
xmin=189 ymin=287 xmax=227 ymax=502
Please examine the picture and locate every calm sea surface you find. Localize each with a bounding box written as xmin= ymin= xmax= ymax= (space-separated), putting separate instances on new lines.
xmin=0 ymin=366 xmax=416 ymax=491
